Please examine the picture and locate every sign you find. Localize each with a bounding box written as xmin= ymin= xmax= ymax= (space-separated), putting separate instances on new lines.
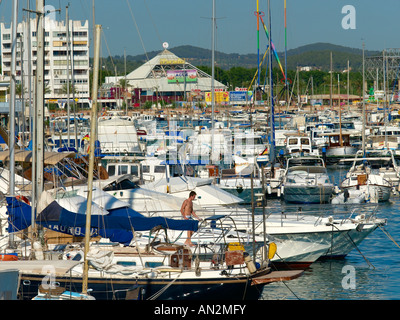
xmin=229 ymin=91 xmax=252 ymax=102
xmin=205 ymin=91 xmax=229 ymax=103
xmin=167 ymin=69 xmax=197 ymax=83
xmin=160 ymin=58 xmax=185 ymax=65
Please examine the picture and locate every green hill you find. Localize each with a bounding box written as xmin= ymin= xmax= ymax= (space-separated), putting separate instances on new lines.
xmin=103 ymin=42 xmax=380 ymax=74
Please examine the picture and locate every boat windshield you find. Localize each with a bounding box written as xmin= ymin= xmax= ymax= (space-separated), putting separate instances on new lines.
xmin=287 ymin=158 xmax=324 ymax=168
xmin=103 ymin=178 xmax=139 ymax=191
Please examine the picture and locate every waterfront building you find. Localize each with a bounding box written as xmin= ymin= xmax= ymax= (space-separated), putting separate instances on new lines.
xmin=104 ymin=46 xmax=227 ymax=107
xmin=1 ymin=17 xmax=90 ymax=108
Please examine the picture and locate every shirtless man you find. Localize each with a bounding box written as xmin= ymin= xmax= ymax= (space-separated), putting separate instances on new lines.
xmin=180 ymin=191 xmax=202 ymax=246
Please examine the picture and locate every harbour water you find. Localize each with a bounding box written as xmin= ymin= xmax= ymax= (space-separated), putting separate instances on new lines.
xmin=259 ymin=174 xmax=400 ymax=300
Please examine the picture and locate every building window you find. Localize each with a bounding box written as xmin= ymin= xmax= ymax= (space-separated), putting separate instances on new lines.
xmin=73 ymin=31 xmax=87 ymax=37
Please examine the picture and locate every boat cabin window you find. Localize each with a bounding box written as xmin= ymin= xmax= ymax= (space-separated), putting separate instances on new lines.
xmin=154 ymin=165 xmax=165 ymax=173
xmin=142 ymin=165 xmax=150 ymax=173
xmin=301 ymin=138 xmax=310 ymax=145
xmin=288 ymin=138 xmax=298 ymax=145
xmin=130 ymin=165 xmax=139 ymax=176
xmin=116 ymin=261 xmax=137 ymax=267
xmin=118 ymin=165 xmax=128 ymax=175
xmin=108 ymin=165 xmax=116 ymax=176
xmin=334 ymin=122 xmax=355 ymax=130
xmin=145 ymin=262 xmax=163 ymax=268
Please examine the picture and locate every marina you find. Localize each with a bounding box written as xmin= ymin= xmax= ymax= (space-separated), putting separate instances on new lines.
xmin=0 ymin=0 xmax=399 ymax=303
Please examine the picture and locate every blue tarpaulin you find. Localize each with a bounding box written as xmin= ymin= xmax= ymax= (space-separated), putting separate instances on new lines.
xmin=7 ymin=196 xmax=198 ymax=245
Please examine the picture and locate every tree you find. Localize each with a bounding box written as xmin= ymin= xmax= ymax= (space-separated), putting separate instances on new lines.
xmin=15 ymin=83 xmax=26 ymax=98
xmin=61 ymin=83 xmax=76 ymax=95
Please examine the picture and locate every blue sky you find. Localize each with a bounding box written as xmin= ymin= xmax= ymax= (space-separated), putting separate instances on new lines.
xmin=0 ymin=0 xmax=398 ymax=56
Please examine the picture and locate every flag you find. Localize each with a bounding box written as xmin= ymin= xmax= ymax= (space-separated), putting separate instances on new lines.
xmin=259 ymin=146 xmax=268 ymax=155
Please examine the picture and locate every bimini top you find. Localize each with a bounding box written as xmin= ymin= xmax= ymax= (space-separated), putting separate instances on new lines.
xmin=0 ymin=150 xmax=75 ymax=165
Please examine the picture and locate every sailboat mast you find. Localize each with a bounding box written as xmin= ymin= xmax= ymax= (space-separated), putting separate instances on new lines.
xmin=66 ymin=5 xmax=71 ymax=148
xmin=268 ymin=0 xmax=275 ymax=162
xmin=211 ymin=0 xmax=215 ymax=161
xmin=338 ymin=74 xmax=343 ymax=147
xmin=330 ymin=52 xmax=333 ymax=109
xmin=256 ymin=0 xmax=260 ymax=87
xmin=36 ymin=0 xmax=45 ymax=194
xmin=284 ymin=0 xmax=288 ymax=106
xmin=82 ymin=24 xmax=101 ymax=295
xmin=347 ymin=60 xmax=350 ymax=111
xmin=362 ymin=43 xmax=366 ymax=157
xmin=9 ymin=0 xmax=18 ymax=198
xmin=8 ymin=0 xmax=18 ymax=248
xmin=383 ymin=50 xmax=387 ymax=149
xmin=26 ymin=0 xmax=36 ymax=234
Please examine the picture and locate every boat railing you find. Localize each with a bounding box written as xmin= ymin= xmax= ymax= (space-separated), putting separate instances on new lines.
xmin=144 ymin=202 xmax=381 ymax=230
xmin=100 ymin=141 xmax=141 ymax=153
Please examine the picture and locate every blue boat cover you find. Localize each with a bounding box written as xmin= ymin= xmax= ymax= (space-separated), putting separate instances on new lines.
xmin=6 ymin=197 xmax=32 ymax=233
xmin=6 ymin=197 xmax=198 ymax=245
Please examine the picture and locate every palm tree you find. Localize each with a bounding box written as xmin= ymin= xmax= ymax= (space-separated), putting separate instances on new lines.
xmin=118 ymin=78 xmax=131 ymax=108
xmin=61 ymin=83 xmax=76 ymax=95
xmin=16 ymin=83 xmax=26 ymax=99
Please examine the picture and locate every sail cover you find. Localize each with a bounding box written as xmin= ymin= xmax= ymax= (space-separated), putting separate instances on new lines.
xmin=6 ymin=196 xmax=198 ymax=245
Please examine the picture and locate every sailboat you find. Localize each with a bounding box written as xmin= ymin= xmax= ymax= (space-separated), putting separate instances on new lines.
xmin=338 ymin=45 xmax=392 ymax=203
xmin=339 ymin=150 xmax=393 ymax=203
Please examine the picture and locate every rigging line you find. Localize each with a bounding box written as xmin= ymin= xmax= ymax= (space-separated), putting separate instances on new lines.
xmin=101 ymin=29 xmax=117 ymax=74
xmin=147 ymin=272 xmax=182 ymax=300
xmin=378 ymin=225 xmax=400 ymax=250
xmin=126 ymin=0 xmax=150 ymax=62
xmin=331 ymin=224 xmax=375 ymax=269
xmin=143 ymin=0 xmax=162 ymax=46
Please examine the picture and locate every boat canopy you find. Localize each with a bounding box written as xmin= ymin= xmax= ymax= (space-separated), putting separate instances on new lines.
xmin=6 ymin=194 xmax=198 ymax=246
xmin=0 ymin=150 xmax=75 ymax=165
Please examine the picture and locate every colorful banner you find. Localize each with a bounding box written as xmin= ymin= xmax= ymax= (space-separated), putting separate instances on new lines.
xmin=167 ymin=70 xmax=197 ymax=83
xmin=205 ymin=91 xmax=229 ymax=103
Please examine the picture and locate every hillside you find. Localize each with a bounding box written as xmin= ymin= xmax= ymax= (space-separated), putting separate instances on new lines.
xmin=102 ymin=42 xmax=381 ymax=75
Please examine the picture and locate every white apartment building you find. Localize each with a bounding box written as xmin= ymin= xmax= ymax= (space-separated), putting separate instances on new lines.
xmin=1 ymin=17 xmax=90 ymax=106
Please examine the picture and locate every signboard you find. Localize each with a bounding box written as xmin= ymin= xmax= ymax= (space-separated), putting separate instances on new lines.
xmin=167 ymin=69 xmax=197 ymax=83
xmin=160 ymin=58 xmax=185 ymax=65
xmin=229 ymin=91 xmax=252 ymax=102
xmin=205 ymin=91 xmax=229 ymax=103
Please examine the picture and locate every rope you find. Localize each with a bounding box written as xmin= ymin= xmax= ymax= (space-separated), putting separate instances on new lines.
xmin=147 ymin=272 xmax=182 ymax=300
xmin=378 ymin=225 xmax=400 ymax=250
xmin=330 ymin=224 xmax=375 ymax=269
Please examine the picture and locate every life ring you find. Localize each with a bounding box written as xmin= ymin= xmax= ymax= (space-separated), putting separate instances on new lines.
xmin=16 ymin=195 xmax=30 ymax=205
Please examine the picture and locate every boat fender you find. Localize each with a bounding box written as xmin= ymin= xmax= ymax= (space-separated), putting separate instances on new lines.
xmin=33 ymin=241 xmax=44 ymax=260
xmin=280 ymin=185 xmax=285 ymax=195
xmin=267 ymin=184 xmax=272 ymax=194
xmin=268 ymin=242 xmax=277 ymax=259
xmin=244 ymin=253 xmax=256 ymax=273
